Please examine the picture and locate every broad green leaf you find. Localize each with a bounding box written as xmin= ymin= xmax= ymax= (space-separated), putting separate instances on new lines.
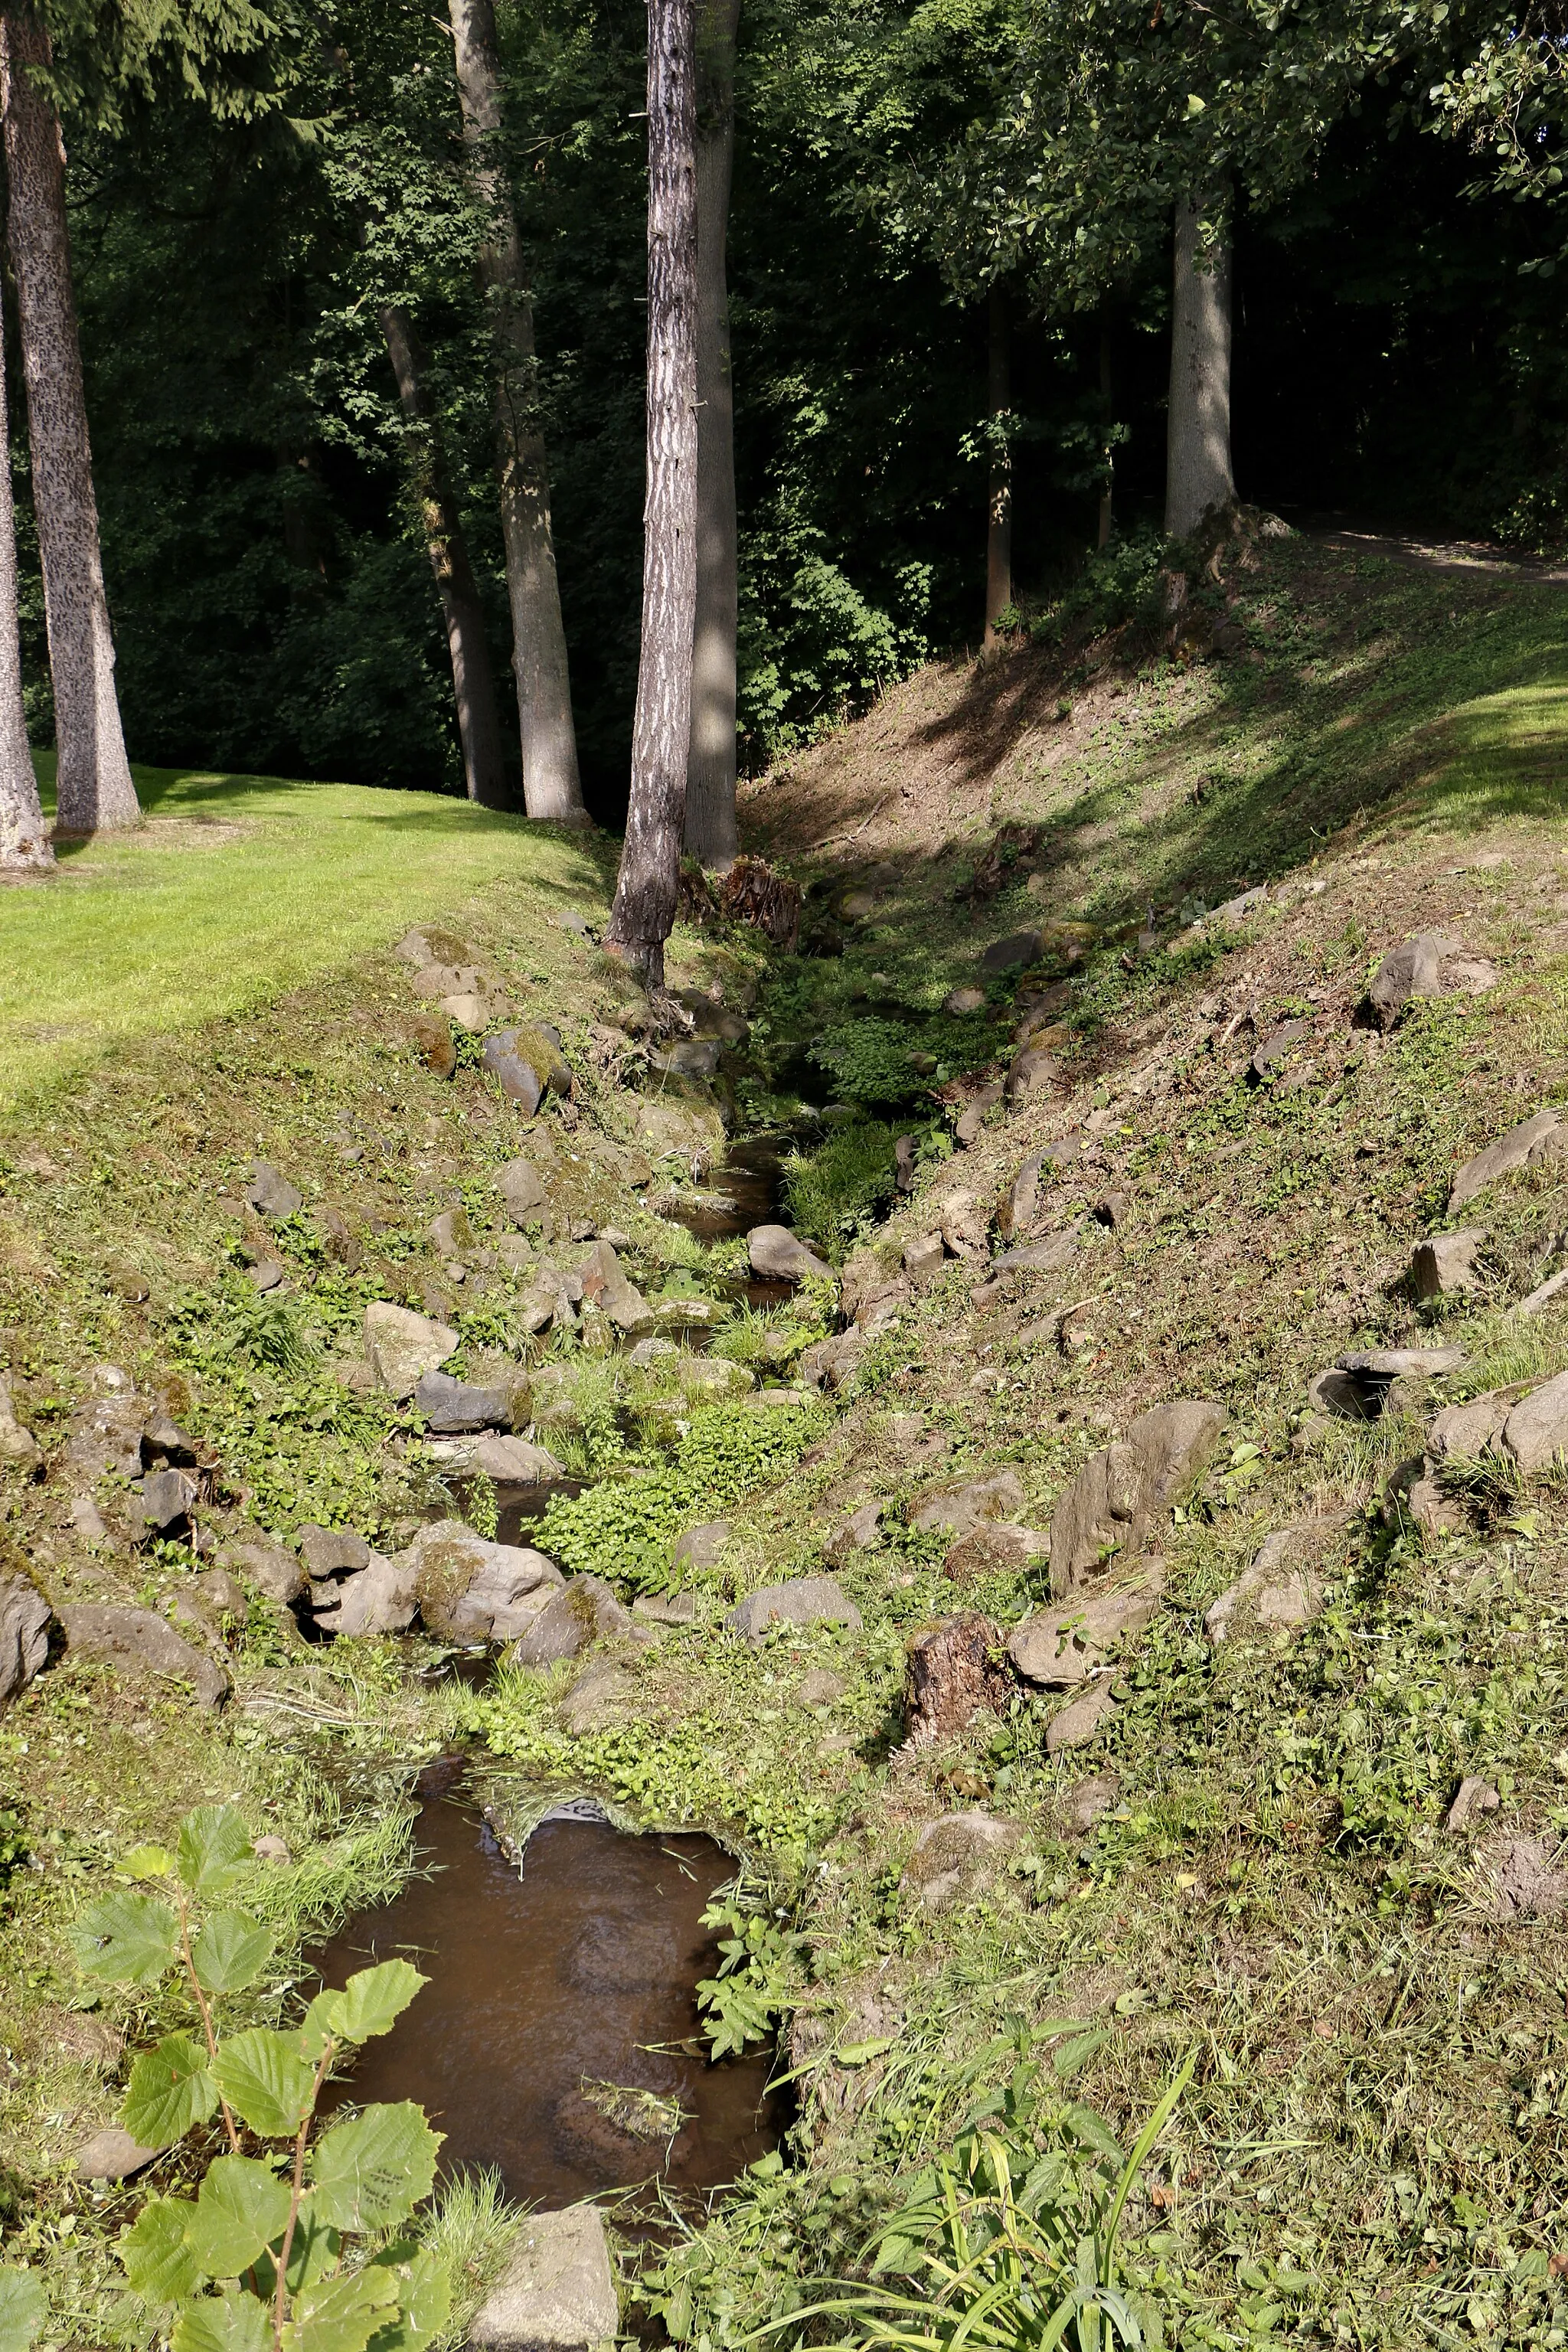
xmin=310 ymin=2104 xmax=440 ymax=2233
xmin=299 ymin=1990 xmax=347 ymax=2060
xmin=120 ymin=2194 xmax=204 ymax=2304
xmin=283 ymin=2265 xmax=399 ymax=2352
xmin=122 ymin=1843 xmax=175 ymax=1880
xmin=836 ymin=2037 xmax=893 ymax=2066
xmin=211 ymin=2027 xmax=316 ymax=2137
xmin=0 ymin=2267 xmax=45 ymax=2352
xmin=172 ymin=2288 xmax=272 ymax=2352
xmin=178 ymin=1805 xmax=253 ymax=1897
xmin=252 ymin=2199 xmax=341 ymax=2300
xmin=335 ymin=1960 xmax=427 ymax=2043
xmin=191 ymin=1911 xmax=275 ymax=1996
xmin=122 ymin=2031 xmax=219 ymax=2147
xmin=185 ymin=2154 xmax=293 ymax=2279
xmin=1051 ymin=2030 xmax=1109 ymax=2079
xmin=71 ymin=1890 xmax=178 ymax=1984
xmin=364 ymin=2251 xmax=452 ymax=2352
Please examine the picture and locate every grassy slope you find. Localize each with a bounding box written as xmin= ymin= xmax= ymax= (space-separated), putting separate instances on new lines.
xmin=6 ymin=534 xmax=1568 ymax=2347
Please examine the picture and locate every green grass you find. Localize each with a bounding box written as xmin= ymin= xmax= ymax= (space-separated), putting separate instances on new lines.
xmin=3 ymin=760 xmax=609 ymax=1112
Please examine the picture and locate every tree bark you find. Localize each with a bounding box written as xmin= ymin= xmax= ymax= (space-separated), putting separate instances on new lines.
xmin=0 ymin=283 xmax=48 ymax=874
xmin=606 ymin=0 xmax=698 ymax=993
xmin=683 ymin=0 xmax=740 ymax=871
xmin=381 ymin=303 xmax=511 ymax=809
xmin=982 ymin=282 xmax=1011 ymax=648
xmin=1165 ymin=196 xmax=1236 ymax=540
xmin=446 ymin=0 xmax=586 ymax=825
xmin=1097 ymin=325 xmax=1114 ymax=549
xmin=1 ymin=4 xmax=137 ymax=837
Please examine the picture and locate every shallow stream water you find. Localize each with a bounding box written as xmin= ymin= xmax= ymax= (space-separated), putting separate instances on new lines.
xmin=310 ymin=1762 xmax=781 ymax=2203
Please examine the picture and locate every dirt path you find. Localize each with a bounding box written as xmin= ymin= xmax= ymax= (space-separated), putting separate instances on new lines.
xmin=1303 ymin=517 xmax=1568 ymax=585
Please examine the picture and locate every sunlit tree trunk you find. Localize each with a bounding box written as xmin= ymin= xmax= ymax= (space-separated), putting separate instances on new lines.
xmin=0 ymin=283 xmax=48 ymax=874
xmin=1165 ymin=196 xmax=1235 ymax=539
xmin=2 ymin=2 xmax=138 ymax=836
xmin=381 ymin=303 xmax=511 ymax=809
xmin=446 ymin=0 xmax=586 ymax=824
xmin=683 ymin=0 xmax=740 ymax=871
xmin=983 ymin=281 xmax=1011 ymax=648
xmin=606 ymin=0 xmax=698 ymax=991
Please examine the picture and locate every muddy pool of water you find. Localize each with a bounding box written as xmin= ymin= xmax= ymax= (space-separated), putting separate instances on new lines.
xmin=309 ymin=1764 xmax=782 ymax=2204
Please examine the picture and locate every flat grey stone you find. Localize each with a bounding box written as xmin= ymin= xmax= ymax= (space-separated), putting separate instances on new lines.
xmin=1045 ymin=1677 xmax=1117 ymax=1754
xmin=747 ymin=1224 xmax=831 ymax=1282
xmin=1447 ymin=1775 xmax=1501 ymax=1834
xmin=309 ymin=1552 xmax=418 ymax=1637
xmin=0 ymin=1375 xmax=41 ymax=1468
xmin=245 ymin=1161 xmax=302 ymax=1220
xmin=76 ymin=2125 xmax=165 ymax=2181
xmin=1249 ymin=1017 xmax=1314 ymax=1080
xmin=139 ymin=1467 xmax=195 ymax=1530
xmin=364 ymin=1302 xmax=458 ymax=1398
xmin=469 ymin=2206 xmax=619 ymax=2352
xmin=1503 ymin=1370 xmax=1568 ymax=1472
xmin=1010 ymin=1558 xmax=1166 ymax=1686
xmin=1412 ymin=1229 xmax=1485 ymax=1298
xmin=1449 ymin=1109 xmax=1563 ymax=1214
xmin=980 ymin=929 xmax=1044 ymax=972
xmin=1338 ymin=1347 xmax=1467 ymax=1377
xmin=224 ymin=1536 xmax=305 ymax=1605
xmin=1206 ymin=1525 xmax=1338 ymax=1642
xmin=578 ymin=1240 xmax=654 ymax=1334
xmin=995 ymin=1152 xmax=1044 ymax=1244
xmin=1048 ymin=1402 xmax=1225 ymax=1596
xmin=632 ymin=1589 xmax=697 ymax=1625
xmin=509 ymin=1575 xmax=642 ymax=1667
xmin=414 ymin=1370 xmax=511 ymax=1432
xmin=1367 ymin=934 xmax=1442 ymax=1029
xmin=903 ymin=1230 xmax=946 ymax=1283
xmin=0 ymin=1573 xmax=51 ymax=1707
xmin=901 ymin=1810 xmax=1021 ymax=1911
xmin=942 ymin=985 xmax=986 ymax=1014
xmin=993 ymin=1228 xmax=1080 ymax=1277
xmin=297 ymin=1524 xmax=372 ymax=1580
xmin=1061 ymin=1772 xmax=1121 ymax=1832
xmin=496 ymin=1158 xmax=549 ymax=1222
xmin=1429 ymin=1392 xmax=1511 ymax=1459
xmin=57 ymin=1605 xmax=227 ymax=1709
xmin=673 ymin=1519 xmax=730 ymax=1571
xmin=1006 ymin=1044 xmax=1057 ymax=1101
xmin=727 ymin=1574 xmax=861 ymax=1643
xmin=469 ymin=1436 xmax=565 ymax=1484
xmin=910 ymin=1472 xmax=1026 ymax=1539
xmin=825 ymin=1501 xmax=884 ymax=1563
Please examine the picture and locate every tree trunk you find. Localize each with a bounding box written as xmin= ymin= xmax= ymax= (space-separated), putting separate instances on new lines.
xmin=982 ymin=282 xmax=1011 ymax=648
xmin=1097 ymin=325 xmax=1114 ymax=549
xmin=381 ymin=303 xmax=511 ymax=809
xmin=1 ymin=4 xmax=137 ymax=837
xmin=0 ymin=285 xmax=48 ymax=875
xmin=446 ymin=0 xmax=586 ymax=825
xmin=1165 ymin=197 xmax=1235 ymax=540
xmin=683 ymin=0 xmax=740 ymax=871
xmin=605 ymin=0 xmax=698 ymax=993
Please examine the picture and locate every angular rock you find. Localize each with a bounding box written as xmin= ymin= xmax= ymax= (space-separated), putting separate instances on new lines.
xmin=311 ymin=1552 xmax=419 ymax=1638
xmin=469 ymin=2205 xmax=619 ymax=2352
xmin=893 ymin=1134 xmax=919 ymax=1195
xmin=1520 ymin=1267 xmax=1568 ymax=1317
xmin=1061 ymin=1772 xmax=1122 ymax=1833
xmin=0 ymin=1376 xmax=41 ymax=1468
xmin=0 ymin=1573 xmax=51 ymax=1707
xmin=511 ymin=1575 xmax=642 ymax=1667
xmin=841 ymin=1250 xmax=910 ymax=1334
xmin=825 ymin=1501 xmax=884 ymax=1563
xmin=910 ymin=1471 xmax=1026 ymax=1539
xmin=748 ymin=1224 xmax=831 ymax=1282
xmin=937 ymin=1191 xmax=988 ymax=1259
xmin=727 ymin=1574 xmax=862 ymax=1643
xmin=1048 ymin=1400 xmax=1226 ymax=1596
xmin=557 ymin=1656 xmax=639 ymax=1736
xmin=943 ymin=985 xmax=987 ymax=1015
xmin=942 ymin=1521 xmax=1048 ymax=1584
xmin=364 ymin=1302 xmax=458 ymax=1398
xmin=578 ymin=1241 xmax=654 ymax=1334
xmin=1412 ymin=1229 xmax=1485 ymax=1298
xmin=903 ymin=1232 xmax=945 ymax=1285
xmin=901 ymin=1809 xmax=1021 ymax=1910
xmin=1045 ymin=1678 xmax=1117 ymax=1754
xmin=469 ymin=1436 xmax=567 ymax=1485
xmin=954 ymin=1083 xmax=1004 ymax=1146
xmin=68 ymin=1497 xmax=109 ymax=1544
xmin=412 ymin=1011 xmax=456 ymax=1080
xmin=66 ymin=1393 xmax=145 ymax=1481
xmin=796 ymin=1667 xmax=844 ymax=1708
xmin=1006 ymin=1045 xmax=1057 ymax=1102
xmin=250 ymin=1259 xmax=285 ymax=1293
xmin=246 ymin=1161 xmax=302 ymax=1220
xmin=1502 ymin=1370 xmax=1568 ymax=1472
xmin=496 ymin=1158 xmax=550 ymax=1223
xmin=1205 ymin=1525 xmax=1339 ymax=1642
xmin=1367 ymin=934 xmax=1442 ymax=1030
xmin=632 ymin=1589 xmax=697 ymax=1626
xmin=993 ymin=1228 xmax=1080 ymax=1278
xmin=414 ymin=1370 xmax=511 ymax=1433
xmin=995 ymin=1152 xmax=1044 ymax=1245
xmin=1449 ymin=1109 xmax=1564 ymax=1215
xmin=191 ymin=1569 xmax=246 ymax=1624
xmin=225 ymin=1535 xmax=306 ymax=1605
xmin=429 ymin=1207 xmax=473 ymax=1260
xmin=673 ymin=1520 xmax=730 ymax=1571
xmin=1385 ymin=1455 xmax=1464 ymax=1537
xmin=652 ymin=1038 xmax=722 ymax=1080
xmin=483 ymin=1025 xmax=573 ymax=1112
xmin=1447 ymin=1775 xmax=1501 ymax=1834
xmin=1306 ymin=1366 xmax=1374 ymax=1423
xmin=139 ymin=1468 xmax=196 ymax=1532
xmin=1327 ymin=1346 xmax=1468 ymax=1420
xmin=410 ymin=1521 xmax=564 ymax=1642
xmin=904 ymin=1612 xmax=1012 ymax=1744
xmin=1429 ymin=1392 xmax=1511 ymax=1460
xmin=798 ymin=1328 xmax=867 ymax=1390
xmin=1249 ymin=1018 xmax=1314 ymax=1080
xmin=1492 ymin=1837 xmax=1568 ymax=1922
xmin=1010 ymin=1558 xmax=1166 ymax=1685
xmin=76 ymin=2125 xmax=165 ymax=2181
xmin=980 ymin=929 xmax=1044 ymax=973
xmin=57 ymin=1605 xmax=227 ymax=1709
xmin=298 ymin=1525 xmax=373 ymax=1580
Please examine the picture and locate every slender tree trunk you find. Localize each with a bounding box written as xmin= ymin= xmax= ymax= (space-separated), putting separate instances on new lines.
xmin=983 ymin=282 xmax=1011 ymax=648
xmin=0 ymin=285 xmax=48 ymax=875
xmin=1 ymin=5 xmax=137 ymax=837
xmin=605 ymin=0 xmax=698 ymax=993
xmin=683 ymin=0 xmax=740 ymax=871
xmin=1165 ymin=195 xmax=1236 ymax=539
xmin=446 ymin=0 xmax=587 ymax=825
xmin=381 ymin=303 xmax=511 ymax=809
xmin=1097 ymin=325 xmax=1114 ymax=549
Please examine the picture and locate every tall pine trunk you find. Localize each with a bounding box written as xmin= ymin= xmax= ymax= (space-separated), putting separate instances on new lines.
xmin=381 ymin=303 xmax=510 ymax=809
xmin=1 ymin=4 xmax=137 ymax=836
xmin=982 ymin=281 xmax=1011 ymax=647
xmin=1165 ymin=197 xmax=1235 ymax=539
xmin=605 ymin=0 xmax=698 ymax=992
xmin=683 ymin=0 xmax=740 ymax=871
xmin=0 ymin=281 xmax=48 ymax=874
xmin=446 ymin=0 xmax=586 ymax=825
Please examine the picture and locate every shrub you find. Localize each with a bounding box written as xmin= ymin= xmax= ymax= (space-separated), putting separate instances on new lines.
xmin=784 ymin=1119 xmax=902 ymax=1254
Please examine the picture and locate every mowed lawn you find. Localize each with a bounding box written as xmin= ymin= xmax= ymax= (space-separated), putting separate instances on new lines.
xmin=1 ymin=763 xmax=609 ymax=1116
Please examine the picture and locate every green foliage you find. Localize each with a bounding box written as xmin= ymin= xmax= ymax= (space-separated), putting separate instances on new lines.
xmin=0 ymin=2269 xmax=44 ymax=2352
xmin=694 ymin=1889 xmax=803 ymax=2061
xmin=71 ymin=1805 xmax=447 ymax=2352
xmin=808 ymin=1021 xmax=924 ymax=1109
xmin=783 ymin=1119 xmax=903 ymax=1254
xmin=1027 ymin=530 xmax=1171 ymax=648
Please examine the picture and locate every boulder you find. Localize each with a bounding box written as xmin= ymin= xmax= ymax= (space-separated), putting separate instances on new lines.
xmin=224 ymin=1536 xmax=305 ymax=1605
xmin=936 ymin=1191 xmax=988 ymax=1259
xmin=1010 ymin=1557 xmax=1166 ymax=1686
xmin=634 ymin=1096 xmax=724 ymax=1174
xmin=798 ymin=1329 xmax=867 ymax=1390
xmin=943 ymin=985 xmax=987 ymax=1015
xmin=66 ymin=1393 xmax=146 ymax=1481
xmin=0 ymin=1573 xmax=51 ymax=1707
xmin=992 ymin=1228 xmax=1080 ymax=1278
xmin=841 ymin=1250 xmax=910 ymax=1333
xmin=980 ymin=929 xmax=1044 ymax=973
xmin=893 ymin=1134 xmax=919 ymax=1196
xmin=825 ymin=1501 xmax=884 ymax=1563
xmin=1429 ymin=1392 xmax=1511 ymax=1459
xmin=652 ymin=1038 xmax=722 ymax=1080
xmin=578 ymin=1241 xmax=654 ymax=1334
xmin=68 ymin=1496 xmax=110 ymax=1544
xmin=468 ymin=2205 xmax=619 ymax=2352
xmin=910 ymin=1472 xmax=1026 ymax=1540
xmin=428 ymin=1207 xmax=473 ymax=1259
xmin=901 ymin=1810 xmax=1021 ymax=1911
xmin=1502 ymin=1370 xmax=1568 ymax=1472
xmin=363 ymin=1303 xmax=458 ymax=1398
xmin=76 ymin=2126 xmax=165 ymax=2182
xmin=1412 ymin=1229 xmax=1485 ymax=1298
xmin=414 ymin=1370 xmax=512 ymax=1433
xmin=311 ymin=1552 xmax=419 ymax=1638
xmin=1006 ymin=1046 xmax=1057 ymax=1102
xmin=483 ymin=1026 xmax=573 ymax=1112
xmin=1449 ymin=1109 xmax=1565 ymax=1215
xmin=1048 ymin=1400 xmax=1226 ymax=1596
xmin=298 ymin=1524 xmax=373 ymax=1579
xmin=1306 ymin=1366 xmax=1374 ymax=1423
xmin=1205 ymin=1526 xmax=1338 ymax=1642
xmin=747 ymin=1224 xmax=831 ymax=1282
xmin=246 ymin=1162 xmax=302 ymax=1220
xmin=0 ymin=1376 xmax=41 ymax=1469
xmin=497 ymin=1158 xmax=550 ymax=1223
xmin=1045 ymin=1678 xmax=1117 ymax=1754
xmin=1447 ymin=1776 xmax=1501 ymax=1834
xmin=1061 ymin=1772 xmax=1122 ymax=1833
xmin=632 ymin=1590 xmax=697 ymax=1626
xmin=727 ymin=1575 xmax=862 ymax=1643
xmin=1385 ymin=1455 xmax=1464 ymax=1537
xmin=673 ymin=1520 xmax=730 ymax=1571
xmin=1366 ymin=934 xmax=1442 ymax=1030
xmin=518 ymin=1267 xmax=583 ymax=1338
xmin=411 ymin=1012 xmax=456 ymax=1080
xmin=1328 ymin=1346 xmax=1468 ymax=1419
xmin=469 ymin=1436 xmax=566 ymax=1485
xmin=557 ymin=1657 xmax=640 ymax=1736
xmin=410 ymin=1521 xmax=564 ymax=1642
xmin=796 ymin=1668 xmax=844 ymax=1709
xmin=510 ymin=1575 xmax=643 ymax=1667
xmin=904 ymin=1613 xmax=1012 ymax=1744
xmin=57 ymin=1604 xmax=227 ymax=1709
xmin=995 ymin=1152 xmax=1044 ymax=1245
xmin=1249 ymin=1018 xmax=1314 ymax=1081
xmin=903 ymin=1232 xmax=946 ymax=1285
xmin=942 ymin=1521 xmax=1048 ymax=1584
xmin=955 ymin=1083 xmax=1004 ymax=1146
xmin=139 ymin=1468 xmax=196 ymax=1532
